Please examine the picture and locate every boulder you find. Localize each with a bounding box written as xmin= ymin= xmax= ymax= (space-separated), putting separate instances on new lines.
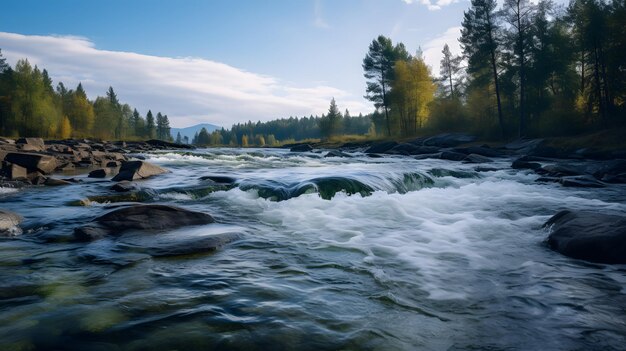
xmin=44 ymin=178 xmax=72 ymax=186
xmin=0 ymin=209 xmax=22 ymax=235
xmin=290 ymin=144 xmax=313 ymax=152
xmin=388 ymin=143 xmax=440 ymax=155
xmin=1 ymin=162 xmax=27 ymax=180
xmin=545 ymin=210 xmax=626 ymax=264
xmin=0 ymin=137 xmax=15 ymax=145
xmin=462 ymin=154 xmax=493 ymax=164
xmin=365 ymin=141 xmax=398 ymax=154
xmin=88 ymin=168 xmax=109 ymax=178
xmin=423 ymin=133 xmax=476 ymax=148
xmin=110 ymin=180 xmax=140 ymax=192
xmin=74 ymin=204 xmax=216 ymax=241
xmin=559 ymin=175 xmax=605 ymax=188
xmin=4 ymin=152 xmax=57 ymax=174
xmin=454 ymin=146 xmax=504 ymax=158
xmin=16 ymin=137 xmax=45 ymax=152
xmin=135 ymin=232 xmax=242 ymax=257
xmin=111 ymin=161 xmax=168 ymax=182
xmin=199 ymin=175 xmax=237 ymax=184
xmin=511 ymin=158 xmax=541 ymax=170
xmin=439 ymin=151 xmax=467 ymax=161
xmin=324 ymin=150 xmax=352 ymax=158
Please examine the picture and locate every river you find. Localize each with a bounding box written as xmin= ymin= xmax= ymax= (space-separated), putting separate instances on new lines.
xmin=1 ymin=148 xmax=625 ymax=350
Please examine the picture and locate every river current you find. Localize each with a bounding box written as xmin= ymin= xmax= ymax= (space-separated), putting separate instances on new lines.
xmin=1 ymin=148 xmax=625 ymax=350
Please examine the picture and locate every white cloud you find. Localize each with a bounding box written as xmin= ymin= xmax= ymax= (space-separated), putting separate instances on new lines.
xmin=421 ymin=26 xmax=463 ymax=76
xmin=402 ymin=0 xmax=460 ymax=11
xmin=0 ymin=32 xmax=370 ymax=127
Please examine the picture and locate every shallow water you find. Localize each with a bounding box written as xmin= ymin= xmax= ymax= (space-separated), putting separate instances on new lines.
xmin=1 ymin=148 xmax=625 ymax=350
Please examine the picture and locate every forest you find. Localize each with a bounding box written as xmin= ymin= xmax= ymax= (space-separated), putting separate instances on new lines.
xmin=0 ymin=54 xmax=173 ymax=141
xmin=0 ymin=0 xmax=624 ymax=147
xmin=191 ymin=0 xmax=626 ymax=147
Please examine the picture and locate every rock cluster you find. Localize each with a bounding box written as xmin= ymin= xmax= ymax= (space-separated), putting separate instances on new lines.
xmin=0 ymin=137 xmax=185 ymax=186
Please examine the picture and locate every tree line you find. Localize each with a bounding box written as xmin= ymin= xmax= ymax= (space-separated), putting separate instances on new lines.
xmin=363 ymin=0 xmax=625 ymax=139
xmin=0 ymin=54 xmax=173 ymax=141
xmin=190 ymin=106 xmax=373 ymax=146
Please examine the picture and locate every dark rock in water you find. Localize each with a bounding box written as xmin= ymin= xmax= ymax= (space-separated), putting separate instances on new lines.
xmin=110 ymin=180 xmax=139 ymax=192
xmin=602 ymin=173 xmax=626 ymax=184
xmin=4 ymin=152 xmax=57 ymax=174
xmin=439 ymin=151 xmax=467 ymax=161
xmin=324 ymin=150 xmax=352 ymax=158
xmin=422 ymin=133 xmax=476 ymax=148
xmin=44 ymin=178 xmax=72 ymax=186
xmin=146 ymin=139 xmax=194 ymax=149
xmin=365 ymin=141 xmax=398 ymax=154
xmin=511 ymin=159 xmax=542 ymax=170
xmin=290 ymin=144 xmax=313 ymax=152
xmin=74 ymin=204 xmax=215 ymax=241
xmin=111 ymin=161 xmax=168 ymax=182
xmin=1 ymin=162 xmax=27 ymax=180
xmin=462 ymin=154 xmax=493 ymax=164
xmin=16 ymin=137 xmax=45 ymax=152
xmin=106 ymin=161 xmax=121 ymax=167
xmin=539 ymin=164 xmax=584 ymax=177
xmin=559 ymin=175 xmax=605 ymax=188
xmin=545 ymin=210 xmax=626 ymax=264
xmin=199 ymin=175 xmax=237 ymax=184
xmin=0 ymin=209 xmax=22 ymax=235
xmin=88 ymin=168 xmax=109 ymax=178
xmin=389 ymin=143 xmax=439 ymax=155
xmin=414 ymin=153 xmax=441 ymax=160
xmin=536 ymin=176 xmax=561 ymax=184
xmin=367 ymin=153 xmax=384 ymax=158
xmin=136 ymin=232 xmax=242 ymax=257
xmin=454 ymin=146 xmax=504 ymax=158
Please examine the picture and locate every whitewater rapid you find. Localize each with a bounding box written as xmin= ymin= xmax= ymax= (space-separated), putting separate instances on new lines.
xmin=1 ymin=148 xmax=625 ymax=350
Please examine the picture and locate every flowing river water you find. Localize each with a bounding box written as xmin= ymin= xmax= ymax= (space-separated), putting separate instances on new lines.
xmin=1 ymin=148 xmax=625 ymax=350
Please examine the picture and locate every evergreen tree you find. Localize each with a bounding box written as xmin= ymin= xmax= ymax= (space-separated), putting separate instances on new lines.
xmin=363 ymin=36 xmax=403 ymax=136
xmin=440 ymin=44 xmax=463 ymax=98
xmin=176 ymin=132 xmax=182 ymax=144
xmin=502 ymin=0 xmax=536 ymax=136
xmin=145 ymin=110 xmax=156 ymax=139
xmin=460 ymin=0 xmax=506 ymax=137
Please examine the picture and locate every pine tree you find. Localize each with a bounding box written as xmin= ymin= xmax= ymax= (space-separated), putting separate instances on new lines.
xmin=145 ymin=110 xmax=156 ymax=139
xmin=363 ymin=35 xmax=409 ymax=136
xmin=176 ymin=132 xmax=182 ymax=144
xmin=460 ymin=0 xmax=506 ymax=137
xmin=440 ymin=44 xmax=463 ymax=98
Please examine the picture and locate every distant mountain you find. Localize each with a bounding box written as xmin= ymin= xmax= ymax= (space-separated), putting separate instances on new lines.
xmin=170 ymin=123 xmax=221 ymax=142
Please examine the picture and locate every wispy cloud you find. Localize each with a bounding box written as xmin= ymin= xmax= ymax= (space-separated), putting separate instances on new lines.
xmin=402 ymin=0 xmax=460 ymax=11
xmin=421 ymin=26 xmax=463 ymax=75
xmin=0 ymin=32 xmax=370 ymax=127
xmin=313 ymin=0 xmax=330 ymax=29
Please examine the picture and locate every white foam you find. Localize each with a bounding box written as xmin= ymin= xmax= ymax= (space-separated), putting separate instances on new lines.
xmin=210 ymin=177 xmax=622 ymax=300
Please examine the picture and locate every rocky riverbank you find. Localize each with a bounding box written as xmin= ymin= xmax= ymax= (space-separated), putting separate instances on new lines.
xmin=0 ymin=137 xmax=190 ymax=188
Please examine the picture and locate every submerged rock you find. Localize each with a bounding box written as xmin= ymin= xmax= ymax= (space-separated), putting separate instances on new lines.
xmin=110 ymin=180 xmax=140 ymax=192
xmin=290 ymin=144 xmax=313 ymax=152
xmin=0 ymin=209 xmax=23 ymax=235
xmin=324 ymin=150 xmax=352 ymax=158
xmin=88 ymin=168 xmax=109 ymax=178
xmin=545 ymin=210 xmax=626 ymax=264
xmin=74 ymin=204 xmax=215 ymax=241
xmin=365 ymin=141 xmax=398 ymax=154
xmin=422 ymin=133 xmax=476 ymax=147
xmin=199 ymin=175 xmax=237 ymax=184
xmin=111 ymin=161 xmax=168 ymax=182
xmin=123 ymin=232 xmax=242 ymax=257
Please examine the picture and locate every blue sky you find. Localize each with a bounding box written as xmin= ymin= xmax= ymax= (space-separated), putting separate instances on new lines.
xmin=1 ymin=0 xmax=472 ymax=127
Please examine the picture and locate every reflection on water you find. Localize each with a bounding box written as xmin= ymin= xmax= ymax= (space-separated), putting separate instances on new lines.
xmin=1 ymin=148 xmax=625 ymax=350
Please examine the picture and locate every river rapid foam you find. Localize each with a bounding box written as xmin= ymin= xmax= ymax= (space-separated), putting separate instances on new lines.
xmin=1 ymin=147 xmax=625 ymax=350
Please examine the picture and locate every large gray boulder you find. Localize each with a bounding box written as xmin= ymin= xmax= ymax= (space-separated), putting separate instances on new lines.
xmin=16 ymin=137 xmax=45 ymax=152
xmin=74 ymin=204 xmax=215 ymax=241
xmin=111 ymin=160 xmax=168 ymax=181
xmin=4 ymin=152 xmax=57 ymax=174
xmin=545 ymin=210 xmax=626 ymax=264
xmin=0 ymin=209 xmax=23 ymax=235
